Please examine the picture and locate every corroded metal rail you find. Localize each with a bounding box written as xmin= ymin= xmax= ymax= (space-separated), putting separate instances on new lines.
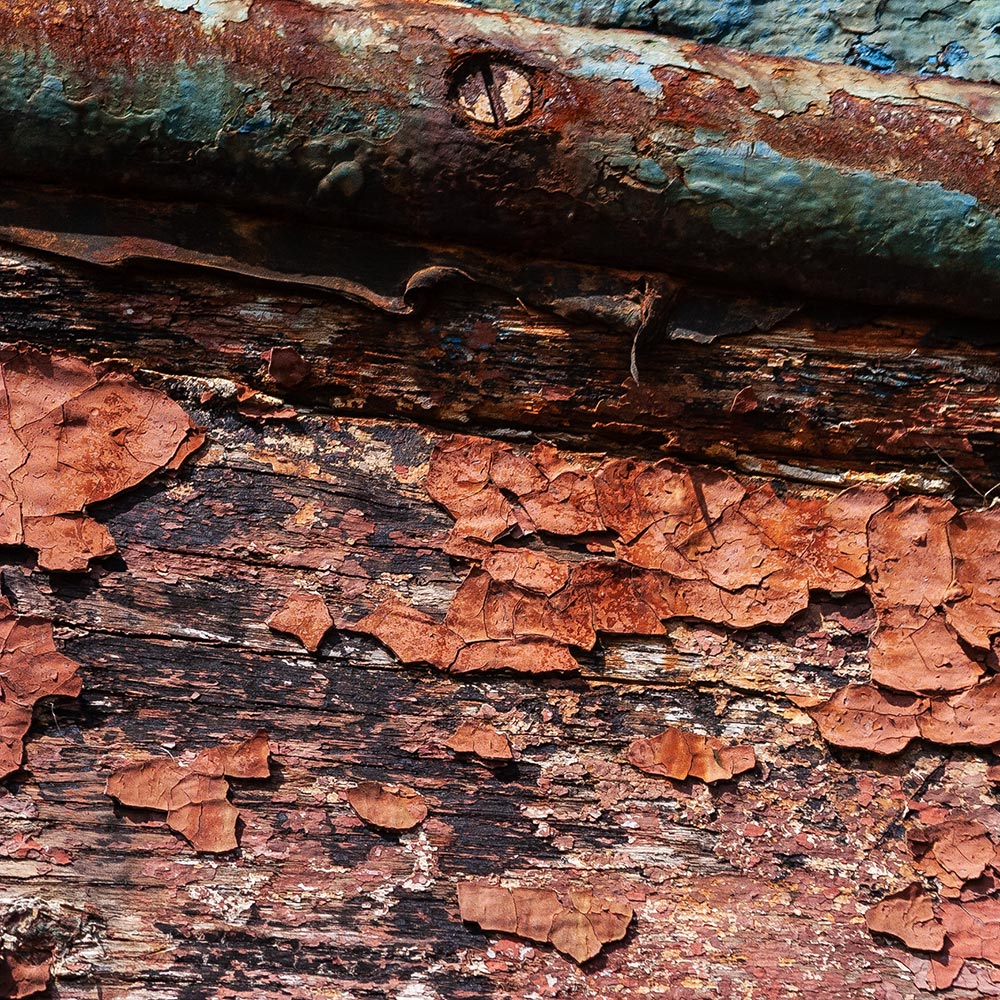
xmin=2 ymin=0 xmax=1000 ymax=317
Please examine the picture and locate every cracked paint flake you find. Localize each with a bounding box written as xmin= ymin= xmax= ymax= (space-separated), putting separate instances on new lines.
xmin=865 ymin=884 xmax=946 ymax=952
xmin=457 ymin=881 xmax=633 ymax=963
xmin=0 ymin=347 xmax=204 ymax=571
xmin=0 ymin=597 xmax=81 ymax=779
xmin=353 ymin=434 xmax=1000 ymax=764
xmin=444 ymin=722 xmax=513 ymax=763
xmin=626 ymin=726 xmax=756 ymax=783
xmin=867 ymin=811 xmax=1000 ymax=987
xmin=346 ymin=781 xmax=428 ymax=832
xmin=156 ymin=0 xmax=250 ymax=28
xmin=267 ymin=589 xmax=334 ymax=653
xmin=908 ymin=818 xmax=998 ymax=896
xmin=0 ymin=948 xmax=52 ymax=999
xmin=263 ymin=346 xmax=310 ymax=389
xmin=105 ymin=731 xmax=271 ymax=853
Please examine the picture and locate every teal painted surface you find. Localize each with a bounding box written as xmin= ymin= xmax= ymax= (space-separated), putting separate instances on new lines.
xmin=2 ymin=0 xmax=1000 ymax=317
xmin=671 ymin=142 xmax=1000 ymax=291
xmin=462 ymin=0 xmax=1000 ymax=83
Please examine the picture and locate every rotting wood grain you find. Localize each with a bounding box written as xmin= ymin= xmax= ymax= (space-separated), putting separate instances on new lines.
xmin=0 ymin=237 xmax=999 ymax=996
xmin=1 ymin=246 xmax=998 ymax=498
xmin=0 ymin=358 xmax=989 ymax=997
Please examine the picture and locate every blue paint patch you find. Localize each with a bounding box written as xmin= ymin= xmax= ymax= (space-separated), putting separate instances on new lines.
xmin=921 ymin=41 xmax=971 ymax=76
xmin=634 ymin=157 xmax=667 ymax=186
xmin=673 ymin=142 xmax=1000 ymax=291
xmin=237 ymin=103 xmax=273 ymax=133
xmin=846 ymin=42 xmax=896 ymax=73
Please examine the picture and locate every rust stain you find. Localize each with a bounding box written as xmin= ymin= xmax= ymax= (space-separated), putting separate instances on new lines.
xmin=104 ymin=731 xmax=272 ymax=853
xmin=4 ymin=0 xmax=1000 ymax=321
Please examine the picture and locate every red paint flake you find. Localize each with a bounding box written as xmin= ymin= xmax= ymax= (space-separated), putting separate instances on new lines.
xmin=263 ymin=346 xmax=310 ymax=388
xmin=444 ymin=722 xmax=513 ymax=762
xmin=267 ymin=588 xmax=334 ymax=653
xmin=346 ymin=781 xmax=428 ymax=832
xmin=105 ymin=731 xmax=272 ymax=853
xmin=909 ymin=818 xmax=998 ymax=896
xmin=865 ymin=884 xmax=946 ymax=952
xmin=457 ymin=881 xmax=633 ymax=963
xmin=0 ymin=598 xmax=82 ymax=778
xmin=0 ymin=347 xmax=203 ymax=571
xmin=0 ymin=949 xmax=53 ymax=999
xmin=627 ymin=726 xmax=756 ymax=783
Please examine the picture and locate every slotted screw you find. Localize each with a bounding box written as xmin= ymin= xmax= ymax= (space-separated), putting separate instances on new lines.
xmin=455 ymin=59 xmax=532 ymax=128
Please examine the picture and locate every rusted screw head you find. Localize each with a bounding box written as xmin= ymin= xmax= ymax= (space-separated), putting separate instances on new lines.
xmin=454 ymin=58 xmax=532 ymax=128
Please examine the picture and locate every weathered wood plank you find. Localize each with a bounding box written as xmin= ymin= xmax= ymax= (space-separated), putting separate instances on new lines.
xmin=0 ymin=335 xmax=993 ymax=996
xmin=2 ymin=247 xmax=997 ymax=497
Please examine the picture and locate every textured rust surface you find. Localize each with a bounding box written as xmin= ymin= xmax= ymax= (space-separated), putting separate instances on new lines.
xmin=5 ymin=3 xmax=1000 ymax=316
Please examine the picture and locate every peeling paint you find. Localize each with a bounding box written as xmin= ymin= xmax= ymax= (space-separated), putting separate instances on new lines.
xmin=157 ymin=0 xmax=250 ymax=29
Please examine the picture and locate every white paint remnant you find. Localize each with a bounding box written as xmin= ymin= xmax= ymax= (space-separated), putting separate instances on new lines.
xmin=157 ymin=0 xmax=251 ymax=29
xmin=398 ymin=975 xmax=442 ymax=1000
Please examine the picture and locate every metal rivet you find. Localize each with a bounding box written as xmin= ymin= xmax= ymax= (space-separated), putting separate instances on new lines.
xmin=455 ymin=59 xmax=532 ymax=128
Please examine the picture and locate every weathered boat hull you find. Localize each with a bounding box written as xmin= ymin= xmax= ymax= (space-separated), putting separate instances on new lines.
xmin=2 ymin=0 xmax=1000 ymax=318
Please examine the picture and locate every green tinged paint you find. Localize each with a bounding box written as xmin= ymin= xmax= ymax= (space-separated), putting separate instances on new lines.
xmin=673 ymin=142 xmax=1000 ymax=290
xmin=1 ymin=4 xmax=999 ymax=315
xmin=462 ymin=0 xmax=1000 ymax=83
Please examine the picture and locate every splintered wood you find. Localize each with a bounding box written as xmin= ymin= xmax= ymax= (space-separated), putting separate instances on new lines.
xmin=7 ymin=330 xmax=1000 ymax=996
